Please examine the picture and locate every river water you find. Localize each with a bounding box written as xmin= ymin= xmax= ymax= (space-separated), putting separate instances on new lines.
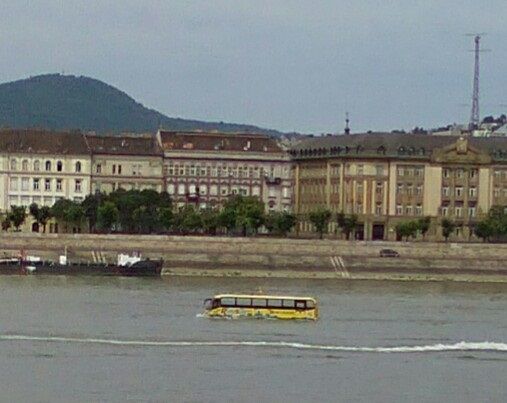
xmin=0 ymin=276 xmax=506 ymax=402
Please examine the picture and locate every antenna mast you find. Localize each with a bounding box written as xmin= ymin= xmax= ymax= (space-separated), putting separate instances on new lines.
xmin=344 ymin=112 xmax=350 ymax=135
xmin=469 ymin=34 xmax=481 ymax=129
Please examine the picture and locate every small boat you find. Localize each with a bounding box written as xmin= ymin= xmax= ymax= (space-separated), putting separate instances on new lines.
xmin=202 ymin=294 xmax=318 ymax=320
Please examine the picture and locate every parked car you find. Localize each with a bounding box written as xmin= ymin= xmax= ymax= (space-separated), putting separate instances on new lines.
xmin=379 ymin=249 xmax=400 ymax=257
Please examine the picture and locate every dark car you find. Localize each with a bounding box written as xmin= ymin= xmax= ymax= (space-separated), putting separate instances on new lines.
xmin=379 ymin=249 xmax=400 ymax=257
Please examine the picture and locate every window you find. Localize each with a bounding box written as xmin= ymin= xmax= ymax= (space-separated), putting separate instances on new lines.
xmin=21 ymin=178 xmax=29 ymax=191
xmin=167 ymin=165 xmax=174 ymax=176
xmin=396 ymin=204 xmax=403 ymax=215
xmin=10 ymin=159 xmax=17 ymax=171
xmin=75 ymin=180 xmax=82 ymax=192
xmin=33 ymin=160 xmax=40 ymax=171
xmin=415 ymin=185 xmax=423 ymax=195
xmin=178 ymin=184 xmax=186 ymax=195
xmin=442 ymin=187 xmax=450 ymax=197
xmin=10 ymin=177 xmax=18 ymax=191
xmin=376 ymin=182 xmax=383 ymax=194
xmin=375 ymin=203 xmax=383 ymax=215
xmin=469 ymin=187 xmax=477 ymax=198
xmin=456 ymin=169 xmax=463 ymax=179
xmin=397 ymin=167 xmax=404 ymax=177
xmin=199 ymin=185 xmax=207 ymax=195
xmin=75 ymin=161 xmax=81 ymax=173
xmin=45 ymin=161 xmax=51 ymax=171
xmin=210 ymin=185 xmax=218 ymax=196
xmin=407 ymin=185 xmax=413 ymax=196
xmin=22 ymin=160 xmax=29 ymax=171
xmin=252 ymin=299 xmax=267 ymax=308
xmin=282 ymin=299 xmax=295 ymax=308
xmin=167 ymin=184 xmax=175 ymax=195
xmin=45 ymin=179 xmax=51 ymax=191
xmin=221 ymin=186 xmax=229 ymax=196
xmin=455 ymin=187 xmax=463 ymax=197
xmin=441 ymin=206 xmax=448 ymax=216
xmin=283 ymin=187 xmax=290 ymax=198
xmin=189 ymin=165 xmax=196 ymax=176
xmin=406 ymin=205 xmax=413 ymax=215
xmin=189 ymin=184 xmax=196 ymax=194
xmin=415 ymin=205 xmax=422 ymax=216
xmin=118 ymin=164 xmax=122 ymax=175
xmin=357 ymin=164 xmax=364 ymax=176
xmin=443 ymin=169 xmax=450 ymax=178
xmin=56 ymin=179 xmax=62 ymax=191
xmin=455 ymin=207 xmax=463 ymax=217
xmin=33 ymin=178 xmax=40 ymax=191
xmin=397 ymin=184 xmax=403 ymax=195
xmin=112 ymin=165 xmax=116 ymax=174
xmin=470 ymin=169 xmax=478 ymax=179
xmin=96 ymin=164 xmax=102 ymax=174
xmin=267 ymin=299 xmax=282 ymax=308
xmin=57 ymin=161 xmax=63 ymax=172
xmin=375 ymin=165 xmax=384 ymax=176
xmin=494 ymin=187 xmax=500 ymax=197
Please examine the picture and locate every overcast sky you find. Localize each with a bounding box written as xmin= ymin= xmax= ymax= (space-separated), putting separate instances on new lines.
xmin=1 ymin=1 xmax=506 ymax=133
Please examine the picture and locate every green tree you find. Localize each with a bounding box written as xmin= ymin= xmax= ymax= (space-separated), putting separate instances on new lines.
xmin=395 ymin=221 xmax=419 ymax=241
xmin=1 ymin=213 xmax=11 ymax=231
xmin=336 ymin=212 xmax=358 ymax=240
xmin=417 ymin=216 xmax=431 ymax=239
xmin=9 ymin=206 xmax=26 ymax=231
xmin=65 ymin=203 xmax=85 ymax=231
xmin=441 ymin=218 xmax=456 ymax=241
xmin=265 ymin=211 xmax=297 ymax=237
xmin=201 ymin=208 xmax=220 ymax=235
xmin=173 ymin=205 xmax=202 ymax=234
xmin=81 ymin=193 xmax=101 ymax=232
xmin=474 ymin=219 xmax=494 ymax=242
xmin=308 ymin=208 xmax=332 ymax=239
xmin=97 ymin=201 xmax=119 ymax=233
xmin=158 ymin=207 xmax=174 ymax=233
xmin=30 ymin=203 xmax=52 ymax=233
xmin=235 ymin=197 xmax=265 ymax=236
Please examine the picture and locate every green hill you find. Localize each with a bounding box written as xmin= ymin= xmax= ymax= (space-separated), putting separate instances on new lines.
xmin=0 ymin=74 xmax=283 ymax=135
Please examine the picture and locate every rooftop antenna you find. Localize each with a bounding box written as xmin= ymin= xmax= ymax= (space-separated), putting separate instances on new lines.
xmin=466 ymin=33 xmax=489 ymax=130
xmin=344 ymin=112 xmax=350 ymax=135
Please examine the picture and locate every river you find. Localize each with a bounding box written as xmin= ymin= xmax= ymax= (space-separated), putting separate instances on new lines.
xmin=0 ymin=276 xmax=506 ymax=402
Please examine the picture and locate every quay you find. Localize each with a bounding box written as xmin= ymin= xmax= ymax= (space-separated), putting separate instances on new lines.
xmin=2 ymin=233 xmax=507 ymax=283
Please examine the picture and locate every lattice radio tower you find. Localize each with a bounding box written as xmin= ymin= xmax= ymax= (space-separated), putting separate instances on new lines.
xmin=468 ymin=34 xmax=487 ymax=129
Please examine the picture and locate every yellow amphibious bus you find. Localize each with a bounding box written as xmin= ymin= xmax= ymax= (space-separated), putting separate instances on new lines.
xmin=203 ymin=294 xmax=318 ymax=320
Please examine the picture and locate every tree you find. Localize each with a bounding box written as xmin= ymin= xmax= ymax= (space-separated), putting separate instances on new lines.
xmin=200 ymin=208 xmax=220 ymax=235
xmin=97 ymin=201 xmax=119 ymax=233
xmin=441 ymin=218 xmax=456 ymax=241
xmin=1 ymin=214 xmax=11 ymax=231
xmin=235 ymin=197 xmax=265 ymax=236
xmin=265 ymin=211 xmax=297 ymax=237
xmin=417 ymin=216 xmax=431 ymax=239
xmin=158 ymin=207 xmax=174 ymax=233
xmin=29 ymin=203 xmax=52 ymax=233
xmin=173 ymin=205 xmax=201 ymax=234
xmin=308 ymin=208 xmax=332 ymax=239
xmin=81 ymin=193 xmax=101 ymax=232
xmin=65 ymin=203 xmax=85 ymax=231
xmin=9 ymin=206 xmax=26 ymax=231
xmin=474 ymin=219 xmax=494 ymax=242
xmin=336 ymin=212 xmax=358 ymax=240
xmin=395 ymin=221 xmax=419 ymax=241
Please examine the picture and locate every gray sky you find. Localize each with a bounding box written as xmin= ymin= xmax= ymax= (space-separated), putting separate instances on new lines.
xmin=1 ymin=1 xmax=506 ymax=133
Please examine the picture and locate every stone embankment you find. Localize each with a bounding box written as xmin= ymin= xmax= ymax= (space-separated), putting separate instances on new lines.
xmin=2 ymin=233 xmax=507 ymax=282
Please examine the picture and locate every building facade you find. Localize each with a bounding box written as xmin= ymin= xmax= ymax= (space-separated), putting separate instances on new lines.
xmin=0 ymin=130 xmax=92 ymax=213
xmin=86 ymin=134 xmax=164 ymax=194
xmin=290 ymin=133 xmax=507 ymax=241
xmin=158 ymin=130 xmax=293 ymax=211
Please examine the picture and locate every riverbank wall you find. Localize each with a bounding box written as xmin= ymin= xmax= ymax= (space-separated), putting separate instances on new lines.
xmin=1 ymin=233 xmax=507 ymax=282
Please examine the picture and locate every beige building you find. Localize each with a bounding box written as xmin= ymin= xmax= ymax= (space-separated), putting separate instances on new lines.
xmin=158 ymin=130 xmax=293 ymax=211
xmin=86 ymin=133 xmax=164 ymax=193
xmin=0 ymin=129 xmax=92 ymax=214
xmin=290 ymin=133 xmax=507 ymax=241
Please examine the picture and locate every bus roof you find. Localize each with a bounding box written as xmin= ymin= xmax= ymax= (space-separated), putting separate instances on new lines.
xmin=213 ymin=294 xmax=317 ymax=302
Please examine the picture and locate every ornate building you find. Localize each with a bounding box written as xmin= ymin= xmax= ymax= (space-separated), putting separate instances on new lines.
xmin=158 ymin=130 xmax=293 ymax=211
xmin=290 ymin=133 xmax=507 ymax=241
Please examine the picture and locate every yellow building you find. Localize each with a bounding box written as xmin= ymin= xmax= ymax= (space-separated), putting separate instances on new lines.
xmin=290 ymin=133 xmax=507 ymax=241
xmin=86 ymin=133 xmax=164 ymax=193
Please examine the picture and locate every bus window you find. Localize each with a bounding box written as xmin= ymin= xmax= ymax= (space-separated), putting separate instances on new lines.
xmin=268 ymin=299 xmax=283 ymax=308
xmin=252 ymin=299 xmax=267 ymax=307
xmin=295 ymin=300 xmax=306 ymax=309
xmin=220 ymin=297 xmax=235 ymax=307
xmin=282 ymin=299 xmax=295 ymax=308
xmin=236 ymin=298 xmax=252 ymax=307
xmin=203 ymin=299 xmax=213 ymax=309
xmin=306 ymin=300 xmax=315 ymax=309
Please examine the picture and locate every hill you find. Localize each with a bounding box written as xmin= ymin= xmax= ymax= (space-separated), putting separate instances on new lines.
xmin=0 ymin=74 xmax=284 ymax=136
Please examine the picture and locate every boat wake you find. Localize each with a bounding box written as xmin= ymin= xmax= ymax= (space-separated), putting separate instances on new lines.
xmin=1 ymin=335 xmax=506 ymax=353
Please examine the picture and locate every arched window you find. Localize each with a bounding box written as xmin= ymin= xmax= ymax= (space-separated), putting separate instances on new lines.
xmin=33 ymin=160 xmax=40 ymax=171
xmin=10 ymin=159 xmax=17 ymax=171
xmin=398 ymin=146 xmax=405 ymax=155
xmin=75 ymin=161 xmax=81 ymax=173
xmin=21 ymin=159 xmax=29 ymax=171
xmin=57 ymin=161 xmax=63 ymax=172
xmin=45 ymin=160 xmax=51 ymax=171
xmin=377 ymin=146 xmax=386 ymax=155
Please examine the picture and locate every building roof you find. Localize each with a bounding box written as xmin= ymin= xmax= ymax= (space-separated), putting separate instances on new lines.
xmin=158 ymin=130 xmax=284 ymax=153
xmin=0 ymin=129 xmax=89 ymax=155
xmin=289 ymin=132 xmax=507 ymax=162
xmin=85 ymin=133 xmax=163 ymax=156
